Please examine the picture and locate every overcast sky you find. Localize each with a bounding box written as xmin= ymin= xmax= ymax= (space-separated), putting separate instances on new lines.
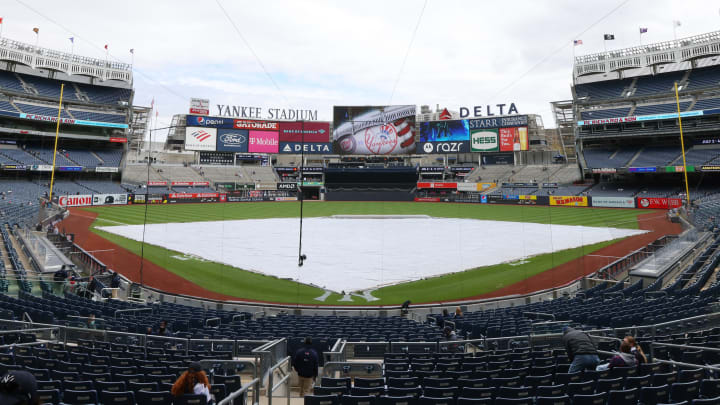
xmin=3 ymin=0 xmax=720 ymax=133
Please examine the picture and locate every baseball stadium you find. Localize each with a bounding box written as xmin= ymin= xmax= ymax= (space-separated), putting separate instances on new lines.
xmin=0 ymin=3 xmax=720 ymax=405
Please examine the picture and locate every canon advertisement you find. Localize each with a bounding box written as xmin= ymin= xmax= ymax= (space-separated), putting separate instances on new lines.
xmin=58 ymin=195 xmax=93 ymax=207
xmin=333 ymin=105 xmax=416 ymax=155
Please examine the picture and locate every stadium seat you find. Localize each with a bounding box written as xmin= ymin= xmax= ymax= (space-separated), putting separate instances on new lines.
xmin=570 ymin=392 xmax=607 ymax=405
xmin=678 ymin=369 xmax=705 ymax=383
xmin=496 ymin=386 xmax=531 ymax=399
xmin=699 ymin=379 xmax=720 ymax=398
xmin=566 ymin=380 xmax=594 ymax=397
xmin=63 ymin=380 xmax=94 ymax=391
xmin=99 ymin=390 xmax=135 ymax=405
xmin=418 ymin=396 xmax=454 ymax=405
xmin=378 ymin=396 xmax=416 ymax=405
xmin=653 ymin=372 xmax=678 ymax=387
xmin=456 ymin=399 xmax=492 ymax=405
xmin=342 ymin=395 xmax=377 ymax=405
xmin=535 ymin=385 xmax=566 ymax=397
xmin=625 ymin=374 xmax=652 ymax=390
xmin=61 ymin=389 xmax=98 ymax=405
xmin=322 ymin=377 xmax=352 ymax=389
xmin=135 ymin=390 xmax=173 ymax=405
xmin=693 ymin=397 xmax=720 ymax=404
xmin=670 ymin=381 xmax=701 ymax=403
xmin=595 ymin=377 xmax=623 ymax=392
xmin=606 ymin=388 xmax=639 ymax=405
xmin=351 ymin=387 xmax=386 ymax=397
xmin=494 ymin=398 xmax=532 ymax=405
xmin=213 ymin=374 xmax=241 ymax=392
xmin=95 ymin=380 xmax=126 ymax=393
xmin=315 ymin=386 xmax=350 ymax=396
xmin=422 ymin=387 xmax=457 ymax=399
xmin=173 ymin=394 xmax=208 ymax=405
xmin=36 ymin=389 xmax=60 ymax=405
xmin=535 ymin=395 xmax=571 ymax=405
xmin=459 ymin=387 xmax=493 ymax=400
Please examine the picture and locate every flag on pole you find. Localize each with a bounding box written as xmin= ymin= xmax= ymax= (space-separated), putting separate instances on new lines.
xmin=32 ymin=27 xmax=39 ymax=34
xmin=639 ymin=27 xmax=648 ymax=34
xmin=0 ymin=18 xmax=4 ymax=24
xmin=68 ymin=37 xmax=74 ymax=43
xmin=573 ymin=39 xmax=583 ymax=46
xmin=673 ymin=20 xmax=682 ymax=27
xmin=104 ymin=44 xmax=108 ymax=50
xmin=150 ymin=97 xmax=154 ymax=109
xmin=604 ymin=34 xmax=615 ymax=40
xmin=129 ymin=48 xmax=134 ymax=54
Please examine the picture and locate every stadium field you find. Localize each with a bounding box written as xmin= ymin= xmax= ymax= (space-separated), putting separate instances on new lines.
xmin=69 ymin=202 xmax=660 ymax=306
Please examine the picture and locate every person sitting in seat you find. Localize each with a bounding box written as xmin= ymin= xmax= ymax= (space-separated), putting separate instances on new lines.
xmin=597 ymin=341 xmax=637 ymax=371
xmin=171 ymin=362 xmax=213 ymax=404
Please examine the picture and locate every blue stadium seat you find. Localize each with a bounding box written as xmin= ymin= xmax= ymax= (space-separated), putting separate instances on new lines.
xmin=173 ymin=394 xmax=208 ymax=405
xmin=99 ymin=390 xmax=135 ymax=405
xmin=378 ymin=396 xmax=416 ymax=405
xmin=342 ymin=396 xmax=377 ymax=405
xmin=418 ymin=396 xmax=454 ymax=405
xmin=571 ymin=392 xmax=607 ymax=405
xmin=61 ymin=389 xmax=99 ymax=405
xmin=494 ymin=398 xmax=532 ymax=405
xmin=607 ymin=388 xmax=639 ymax=405
xmin=456 ymin=399 xmax=491 ymax=405
xmin=535 ymin=395 xmax=571 ymax=405
xmin=135 ymin=390 xmax=173 ymax=405
xmin=37 ymin=389 xmax=60 ymax=405
xmin=670 ymin=381 xmax=701 ymax=403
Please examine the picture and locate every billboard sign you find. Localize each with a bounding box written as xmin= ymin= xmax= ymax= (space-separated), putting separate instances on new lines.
xmin=333 ymin=105 xmax=416 ymax=155
xmin=278 ymin=122 xmax=331 ymax=142
xmin=577 ymin=110 xmax=704 ymax=126
xmin=498 ymin=127 xmax=529 ymax=151
xmin=628 ymin=167 xmax=657 ymax=173
xmin=248 ymin=131 xmax=279 ymax=153
xmin=591 ymin=196 xmax=635 ymax=208
xmin=216 ymin=129 xmax=249 ymax=152
xmin=417 ymin=141 xmax=470 ymax=154
xmin=95 ymin=167 xmax=119 ymax=173
xmin=592 ymin=168 xmax=617 ymax=173
xmin=468 ymin=115 xmax=528 ymax=129
xmin=279 ymin=142 xmax=332 ymax=154
xmin=549 ymin=196 xmax=588 ymax=206
xmin=637 ymin=197 xmax=683 ymax=209
xmin=470 ymin=129 xmax=499 ymax=152
xmin=416 ymin=182 xmax=457 ymax=189
xmin=185 ymin=127 xmax=217 ymax=151
xmin=419 ymin=120 xmax=469 ymax=142
xmin=480 ymin=152 xmax=514 ymax=165
xmin=92 ymin=194 xmax=128 ymax=206
xmin=58 ymin=195 xmax=93 ymax=207
xmin=186 ymin=115 xmax=235 ymax=128
xmin=277 ymin=182 xmax=298 ymax=191
xmin=190 ymin=98 xmax=210 ymax=115
xmin=167 ymin=193 xmax=224 ymax=204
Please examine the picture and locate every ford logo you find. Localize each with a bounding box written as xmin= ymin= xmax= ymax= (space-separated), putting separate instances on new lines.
xmin=220 ymin=133 xmax=247 ymax=145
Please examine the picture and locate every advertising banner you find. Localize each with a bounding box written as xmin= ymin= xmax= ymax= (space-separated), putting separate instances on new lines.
xmin=109 ymin=137 xmax=127 ymax=143
xmin=2 ymin=165 xmax=27 ymax=170
xmin=234 ymin=120 xmax=279 ymax=130
xmin=480 ymin=153 xmax=514 ymax=165
xmin=498 ymin=127 xmax=528 ymax=151
xmin=278 ymin=122 xmax=331 ymax=142
xmin=185 ymin=127 xmax=217 ymax=151
xmin=15 ymin=112 xmax=128 ymax=129
xmin=190 ymin=98 xmax=210 ymax=115
xmin=576 ymin=110 xmax=704 ymax=126
xmin=58 ymin=166 xmax=82 ymax=172
xmin=592 ymin=168 xmax=617 ymax=173
xmin=420 ymin=167 xmax=445 ymax=173
xmin=167 ymin=193 xmax=224 ymax=204
xmin=414 ymin=197 xmax=441 ymax=202
xmin=590 ymin=196 xmax=635 ymax=208
xmin=277 ymin=182 xmax=298 ymax=191
xmin=487 ymin=195 xmax=547 ymax=205
xmin=255 ymin=182 xmax=277 ymax=190
xmin=31 ymin=165 xmax=53 ymax=171
xmin=147 ymin=181 xmax=167 ymax=186
xmin=279 ymin=142 xmax=332 ymax=154
xmin=275 ymin=196 xmax=298 ymax=201
xmin=665 ymin=165 xmax=695 ymax=173
xmin=628 ymin=167 xmax=657 ymax=173
xmin=702 ymin=165 xmax=720 ymax=172
xmin=129 ymin=194 xmax=167 ymax=204
xmin=92 ymin=194 xmax=128 ymax=206
xmin=457 ymin=182 xmax=480 ymax=192
xmin=333 ymin=105 xmax=416 ymax=155
xmin=549 ymin=196 xmax=588 ymax=206
xmin=417 ymin=141 xmax=470 ymax=154
xmin=636 ymin=197 xmax=683 ymax=209
xmin=419 ymin=120 xmax=469 ymax=142
xmin=470 ymin=129 xmax=499 ymax=152
xmin=227 ymin=190 xmax=273 ymax=202
xmin=58 ymin=195 xmax=93 ymax=207
xmin=95 ymin=167 xmax=119 ymax=173
xmin=216 ymin=129 xmax=249 ymax=152
xmin=186 ymin=115 xmax=235 ymax=128
xmin=468 ymin=115 xmax=528 ymax=130
xmin=417 ymin=182 xmax=457 ymax=189
xmin=248 ymin=131 xmax=279 ymax=153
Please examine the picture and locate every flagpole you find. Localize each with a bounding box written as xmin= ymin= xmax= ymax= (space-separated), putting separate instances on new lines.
xmin=603 ymin=39 xmax=607 ymax=53
xmin=673 ymin=23 xmax=677 ymax=41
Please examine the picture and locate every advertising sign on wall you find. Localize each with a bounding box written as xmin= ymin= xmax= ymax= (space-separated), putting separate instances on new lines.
xmin=637 ymin=197 xmax=683 ymax=209
xmin=167 ymin=193 xmax=225 ymax=204
xmin=416 ymin=182 xmax=457 ymax=189
xmin=549 ymin=196 xmax=588 ymax=207
xmin=498 ymin=127 xmax=529 ymax=151
xmin=92 ymin=194 xmax=128 ymax=206
xmin=628 ymin=167 xmax=657 ymax=173
xmin=278 ymin=122 xmax=331 ymax=142
xmin=95 ymin=167 xmax=119 ymax=173
xmin=277 ymin=182 xmax=298 ymax=191
xmin=419 ymin=120 xmax=470 ymax=142
xmin=470 ymin=129 xmax=499 ymax=152
xmin=190 ymin=98 xmax=210 ymax=115
xmin=279 ymin=142 xmax=332 ymax=154
xmin=248 ymin=131 xmax=279 ymax=153
xmin=480 ymin=153 xmax=514 ymax=165
xmin=58 ymin=195 xmax=93 ymax=207
xmin=590 ymin=196 xmax=635 ymax=208
xmin=185 ymin=127 xmax=217 ymax=151
xmin=333 ymin=105 xmax=416 ymax=155
xmin=417 ymin=141 xmax=470 ymax=154
xmin=216 ymin=129 xmax=249 ymax=152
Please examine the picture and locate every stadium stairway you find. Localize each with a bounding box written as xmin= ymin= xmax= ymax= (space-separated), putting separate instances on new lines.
xmin=624 ymin=148 xmax=646 ymax=168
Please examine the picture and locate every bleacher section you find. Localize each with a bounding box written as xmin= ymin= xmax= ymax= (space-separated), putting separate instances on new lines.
xmin=633 ymin=71 xmax=686 ymax=97
xmin=693 ymin=98 xmax=720 ymax=110
xmin=634 ymin=101 xmax=691 ymax=116
xmin=0 ymin=70 xmax=131 ymax=105
xmin=630 ymin=147 xmax=681 ymax=167
xmin=69 ymin=109 xmax=126 ymax=123
xmin=574 ymin=78 xmax=631 ymax=100
xmin=686 ymin=66 xmax=720 ymax=91
xmin=94 ymin=149 xmax=123 ymax=167
xmin=579 ymin=107 xmax=632 ymax=120
xmin=14 ymin=102 xmax=72 ymax=119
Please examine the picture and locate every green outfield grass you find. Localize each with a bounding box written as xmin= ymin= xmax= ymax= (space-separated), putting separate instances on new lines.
xmin=83 ymin=202 xmax=652 ymax=305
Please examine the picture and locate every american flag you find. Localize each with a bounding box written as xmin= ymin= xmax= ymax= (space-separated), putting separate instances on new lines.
xmin=192 ymin=130 xmax=212 ymax=142
xmin=573 ymin=39 xmax=583 ymax=46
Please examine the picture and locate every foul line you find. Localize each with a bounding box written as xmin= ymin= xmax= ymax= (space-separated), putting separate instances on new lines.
xmin=73 ymin=214 xmax=128 ymax=226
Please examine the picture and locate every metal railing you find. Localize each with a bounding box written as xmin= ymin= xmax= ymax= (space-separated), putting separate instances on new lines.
xmin=252 ymin=338 xmax=287 ymax=387
xmin=322 ymin=361 xmax=382 ymax=378
xmin=114 ymin=307 xmax=153 ymax=319
xmin=218 ymin=378 xmax=260 ymax=405
xmin=267 ymin=356 xmax=291 ymax=405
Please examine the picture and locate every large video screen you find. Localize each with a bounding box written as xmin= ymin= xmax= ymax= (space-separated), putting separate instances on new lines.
xmin=333 ymin=105 xmax=416 ymax=155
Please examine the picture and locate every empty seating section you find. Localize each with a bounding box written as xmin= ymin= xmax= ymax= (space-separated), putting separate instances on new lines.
xmin=0 ymin=100 xmax=18 ymax=112
xmin=634 ymin=101 xmax=691 ymax=116
xmin=18 ymin=74 xmax=79 ymax=100
xmin=26 ymin=147 xmax=75 ymax=166
xmin=583 ymin=147 xmax=638 ymax=168
xmin=586 ymin=182 xmax=640 ymax=197
xmin=64 ymin=150 xmax=101 ymax=167
xmin=0 ymin=70 xmax=26 ymax=93
xmin=94 ymin=149 xmax=123 ymax=167
xmin=579 ymin=107 xmax=631 ymax=120
xmin=14 ymin=102 xmax=71 ymax=119
xmin=171 ymin=186 xmax=216 ymax=193
xmin=630 ymin=147 xmax=681 ymax=167
xmin=574 ymin=79 xmax=630 ymax=100
xmin=633 ymin=71 xmax=685 ymax=97
xmin=75 ymin=83 xmax=132 ymax=105
xmin=686 ymin=67 xmax=720 ymax=91
xmin=681 ymin=147 xmax=720 ymax=166
xmin=694 ymin=98 xmax=720 ymax=110
xmin=0 ymin=149 xmax=43 ymax=165
xmin=77 ymin=180 xmax=129 ymax=194
xmin=69 ymin=109 xmax=126 ymax=123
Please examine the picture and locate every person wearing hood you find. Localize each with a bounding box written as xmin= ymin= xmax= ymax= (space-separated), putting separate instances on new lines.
xmin=607 ymin=341 xmax=638 ymax=369
xmin=562 ymin=326 xmax=600 ymax=373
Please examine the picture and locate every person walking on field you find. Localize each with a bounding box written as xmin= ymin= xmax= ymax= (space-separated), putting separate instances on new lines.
xmin=293 ymin=337 xmax=319 ymax=396
xmin=563 ymin=326 xmax=600 ymax=373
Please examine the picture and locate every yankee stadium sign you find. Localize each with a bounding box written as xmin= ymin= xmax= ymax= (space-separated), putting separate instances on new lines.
xmin=216 ymin=104 xmax=318 ymax=121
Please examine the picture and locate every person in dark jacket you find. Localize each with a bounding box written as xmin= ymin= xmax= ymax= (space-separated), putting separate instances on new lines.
xmin=562 ymin=326 xmax=600 ymax=373
xmin=292 ymin=337 xmax=319 ymax=396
